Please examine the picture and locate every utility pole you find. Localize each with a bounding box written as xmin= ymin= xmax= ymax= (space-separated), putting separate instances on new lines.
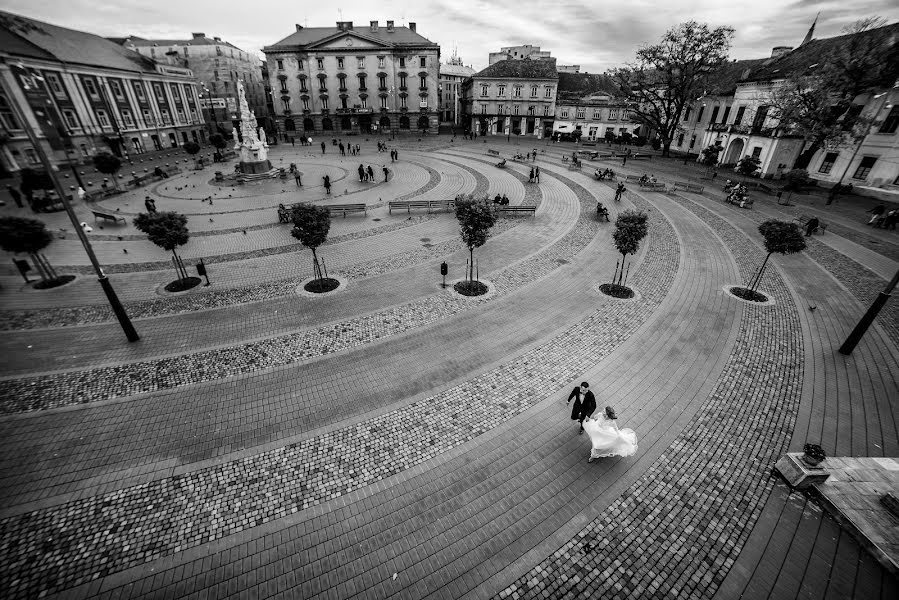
xmin=5 ymin=81 xmax=140 ymax=342
xmin=839 ymin=268 xmax=898 ymax=355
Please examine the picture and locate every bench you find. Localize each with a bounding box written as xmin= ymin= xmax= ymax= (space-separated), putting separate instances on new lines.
xmin=671 ymin=181 xmax=704 ymax=194
xmin=725 ymin=195 xmax=754 ymax=209
xmin=567 ymin=162 xmax=582 ymax=171
xmin=487 ymin=149 xmax=500 ymax=156
xmin=326 ymin=203 xmax=367 ymax=217
xmin=497 ymin=205 xmax=537 ymax=217
xmin=581 ymin=141 xmax=597 ymax=147
xmin=624 ymin=175 xmax=643 ymax=183
xmin=794 ymin=215 xmax=827 ymax=234
xmin=388 ymin=200 xmax=454 ymax=214
xmin=630 ymin=154 xmax=652 ymax=160
xmin=639 ymin=182 xmax=667 ymax=191
xmin=577 ymin=150 xmax=600 ymax=160
xmin=92 ymin=210 xmax=126 ymax=224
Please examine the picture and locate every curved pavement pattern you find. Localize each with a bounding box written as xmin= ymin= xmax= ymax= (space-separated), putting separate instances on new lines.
xmin=0 ymin=139 xmax=895 ymax=599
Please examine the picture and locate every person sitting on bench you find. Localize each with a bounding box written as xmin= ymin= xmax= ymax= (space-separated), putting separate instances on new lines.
xmin=595 ymin=169 xmax=605 ymax=180
xmin=501 ymin=194 xmax=509 ymax=205
xmin=154 ymin=166 xmax=169 ymax=178
xmin=493 ymin=194 xmax=503 ymax=205
xmin=639 ymin=174 xmax=649 ymax=184
xmin=498 ymin=159 xmax=506 ymax=167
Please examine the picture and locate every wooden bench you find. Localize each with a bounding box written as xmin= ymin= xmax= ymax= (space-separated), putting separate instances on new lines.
xmin=671 ymin=182 xmax=704 ymax=193
xmin=389 ymin=200 xmax=454 ymax=214
xmin=794 ymin=215 xmax=827 ymax=234
xmin=92 ymin=210 xmax=126 ymax=224
xmin=630 ymin=154 xmax=652 ymax=160
xmin=624 ymin=175 xmax=643 ymax=183
xmin=326 ymin=204 xmax=367 ymax=217
xmin=567 ymin=162 xmax=582 ymax=171
xmin=497 ymin=205 xmax=537 ymax=217
xmin=581 ymin=141 xmax=597 ymax=147
xmin=639 ymin=182 xmax=667 ymax=191
xmin=486 ymin=149 xmax=500 ymax=156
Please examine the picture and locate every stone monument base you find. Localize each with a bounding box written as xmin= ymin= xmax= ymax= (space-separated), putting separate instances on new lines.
xmin=775 ymin=452 xmax=830 ymax=489
xmin=239 ymin=159 xmax=273 ymax=174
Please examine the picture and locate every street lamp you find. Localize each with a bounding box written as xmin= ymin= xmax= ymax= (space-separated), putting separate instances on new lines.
xmin=199 ymin=82 xmax=219 ymax=135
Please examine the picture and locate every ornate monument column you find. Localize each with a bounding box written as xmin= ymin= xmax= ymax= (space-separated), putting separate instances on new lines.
xmin=236 ymin=81 xmax=273 ymax=174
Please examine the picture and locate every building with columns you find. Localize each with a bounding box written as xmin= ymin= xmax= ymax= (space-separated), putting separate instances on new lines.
xmin=262 ymin=20 xmax=440 ymax=139
xmin=116 ymin=33 xmax=269 ymax=133
xmin=461 ymin=58 xmax=558 ymax=138
xmin=438 ymin=53 xmax=474 ymax=126
xmin=0 ymin=11 xmax=205 ymax=176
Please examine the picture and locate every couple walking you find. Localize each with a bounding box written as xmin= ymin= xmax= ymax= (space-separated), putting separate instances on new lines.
xmin=567 ymin=382 xmax=637 ymax=462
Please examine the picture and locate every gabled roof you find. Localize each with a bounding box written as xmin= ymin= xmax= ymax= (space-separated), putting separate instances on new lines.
xmin=557 ymin=72 xmax=618 ymax=97
xmin=120 ymin=35 xmax=244 ymax=51
xmin=472 ymin=58 xmax=558 ymax=80
xmin=707 ymin=58 xmax=768 ymax=95
xmin=743 ymin=22 xmax=899 ymax=82
xmin=0 ymin=10 xmax=159 ymax=73
xmin=265 ymin=25 xmax=437 ymax=51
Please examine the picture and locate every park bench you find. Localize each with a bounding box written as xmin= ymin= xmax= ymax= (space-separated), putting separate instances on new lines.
xmin=389 ymin=200 xmax=454 ymax=214
xmin=794 ymin=215 xmax=827 ymax=234
xmin=671 ymin=181 xmax=704 ymax=194
xmin=725 ymin=195 xmax=754 ymax=209
xmin=624 ymin=175 xmax=643 ymax=183
xmin=567 ymin=161 xmax=582 ymax=171
xmin=639 ymin=182 xmax=667 ymax=191
xmin=92 ymin=210 xmax=126 ymax=224
xmin=497 ymin=205 xmax=537 ymax=217
xmin=326 ymin=203 xmax=367 ymax=218
xmin=577 ymin=150 xmax=600 ymax=160
xmin=630 ymin=154 xmax=652 ymax=160
xmin=581 ymin=141 xmax=597 ymax=147
xmin=487 ymin=149 xmax=500 ymax=156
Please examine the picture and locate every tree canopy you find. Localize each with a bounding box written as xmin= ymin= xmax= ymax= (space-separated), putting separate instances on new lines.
xmin=209 ymin=133 xmax=228 ymax=150
xmin=736 ymin=155 xmax=761 ymax=179
xmin=92 ymin=152 xmax=121 ymax=176
xmin=133 ymin=211 xmax=190 ymax=252
xmin=183 ymin=141 xmax=201 ymax=155
xmin=613 ymin=21 xmax=735 ymax=157
xmin=455 ymin=196 xmax=497 ymax=252
xmin=290 ymin=203 xmax=331 ymax=250
xmin=613 ymin=210 xmax=649 ymax=258
xmin=0 ymin=216 xmax=53 ymax=254
xmin=759 ymin=220 xmax=807 ymax=256
xmin=700 ymin=144 xmax=722 ymax=167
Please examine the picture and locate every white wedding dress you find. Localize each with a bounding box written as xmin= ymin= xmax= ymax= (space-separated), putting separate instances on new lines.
xmin=583 ymin=415 xmax=638 ymax=459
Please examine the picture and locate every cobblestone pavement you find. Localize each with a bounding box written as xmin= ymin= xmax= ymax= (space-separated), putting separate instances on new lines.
xmin=0 ymin=139 xmax=895 ymax=599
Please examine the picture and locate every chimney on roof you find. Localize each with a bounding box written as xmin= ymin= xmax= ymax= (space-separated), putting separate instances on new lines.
xmin=192 ymin=32 xmax=205 ymax=39
xmin=771 ymin=46 xmax=792 ymax=58
xmin=296 ymin=24 xmax=303 ymax=32
xmin=337 ymin=21 xmax=353 ymax=31
xmin=370 ymin=21 xmax=378 ymax=32
xmin=409 ymin=22 xmax=416 ymax=32
xmin=386 ymin=20 xmax=394 ymax=32
xmin=213 ymin=36 xmax=221 ymax=42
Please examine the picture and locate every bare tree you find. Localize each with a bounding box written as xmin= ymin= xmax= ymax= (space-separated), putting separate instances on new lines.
xmin=613 ymin=21 xmax=735 ymax=157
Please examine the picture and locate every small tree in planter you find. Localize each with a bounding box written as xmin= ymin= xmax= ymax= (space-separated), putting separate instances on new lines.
xmin=604 ymin=210 xmax=649 ymax=298
xmin=699 ymin=144 xmax=722 ymax=173
xmin=735 ymin=154 xmax=761 ymax=182
xmin=604 ymin=130 xmax=616 ymax=145
xmin=183 ymin=141 xmax=201 ymax=168
xmin=133 ymin=211 xmax=199 ymax=292
xmin=736 ymin=220 xmax=806 ymax=301
xmin=651 ymin=137 xmax=662 ymax=151
xmin=93 ymin=152 xmax=122 ymax=189
xmin=19 ymin=167 xmax=54 ymax=208
xmin=209 ymin=133 xmax=228 ymax=157
xmin=0 ymin=216 xmax=73 ymax=288
xmin=454 ymin=194 xmax=497 ymax=296
xmin=291 ymin=203 xmax=338 ymax=293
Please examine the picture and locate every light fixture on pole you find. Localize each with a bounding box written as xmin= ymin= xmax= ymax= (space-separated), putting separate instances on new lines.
xmin=5 ymin=83 xmax=139 ymax=342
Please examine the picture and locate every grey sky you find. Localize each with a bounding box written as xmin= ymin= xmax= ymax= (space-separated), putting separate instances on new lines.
xmin=3 ymin=0 xmax=898 ymax=72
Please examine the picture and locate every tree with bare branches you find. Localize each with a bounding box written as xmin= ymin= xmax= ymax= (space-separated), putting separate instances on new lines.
xmin=613 ymin=21 xmax=735 ymax=157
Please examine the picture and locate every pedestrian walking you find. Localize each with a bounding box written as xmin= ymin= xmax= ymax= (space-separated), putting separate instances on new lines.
xmin=339 ymin=142 xmax=345 ymax=156
xmin=535 ymin=167 xmax=540 ymax=183
xmin=622 ymin=155 xmax=628 ymax=166
xmin=532 ymin=149 xmax=537 ymax=161
xmin=295 ymin=171 xmax=302 ymax=186
xmin=529 ymin=167 xmax=535 ymax=183
xmin=358 ymin=164 xmax=366 ymax=182
xmin=144 ymin=196 xmax=157 ymax=213
xmin=321 ymin=141 xmax=326 ymax=154
xmin=290 ymin=137 xmax=295 ymax=147
xmin=367 ymin=165 xmax=375 ymax=182
xmin=7 ymin=185 xmax=23 ymax=208
xmin=615 ymin=182 xmax=625 ymax=202
xmin=867 ymin=204 xmax=886 ymax=225
xmin=584 ymin=406 xmax=638 ymax=462
xmin=323 ymin=175 xmax=331 ymax=194
xmin=567 ymin=382 xmax=597 ymax=435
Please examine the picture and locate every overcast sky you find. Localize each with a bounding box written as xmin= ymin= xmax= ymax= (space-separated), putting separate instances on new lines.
xmin=3 ymin=0 xmax=898 ymax=72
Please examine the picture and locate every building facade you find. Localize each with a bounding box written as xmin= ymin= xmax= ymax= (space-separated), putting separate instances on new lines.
xmin=262 ymin=20 xmax=440 ymax=138
xmin=0 ymin=11 xmax=206 ymax=176
xmin=488 ymin=45 xmax=579 ymax=74
xmin=118 ymin=33 xmax=269 ymax=133
xmin=438 ymin=54 xmax=474 ymax=126
xmin=461 ymin=58 xmax=558 ymax=138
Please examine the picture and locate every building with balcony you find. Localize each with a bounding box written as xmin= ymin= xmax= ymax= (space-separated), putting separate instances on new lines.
xmin=438 ymin=53 xmax=474 ymax=126
xmin=552 ymin=73 xmax=644 ymax=142
xmin=0 ymin=10 xmax=206 ymax=176
xmin=461 ymin=58 xmax=558 ymax=138
xmin=262 ymin=20 xmax=440 ymax=138
xmin=115 ymin=33 xmax=269 ymax=134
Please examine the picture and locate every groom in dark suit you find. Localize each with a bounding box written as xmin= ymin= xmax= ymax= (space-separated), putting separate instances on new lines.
xmin=567 ymin=382 xmax=597 ymax=434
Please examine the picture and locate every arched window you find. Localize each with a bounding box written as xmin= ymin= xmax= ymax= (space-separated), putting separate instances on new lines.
xmin=417 ymin=115 xmax=429 ymax=130
xmin=322 ymin=117 xmax=333 ymax=131
xmin=284 ymin=118 xmax=296 ymax=131
xmin=399 ymin=116 xmax=410 ymax=129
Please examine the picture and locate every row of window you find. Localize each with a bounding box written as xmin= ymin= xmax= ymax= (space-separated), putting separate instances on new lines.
xmin=281 ymin=94 xmax=423 ymax=112
xmin=480 ymin=84 xmax=552 ymax=99
xmin=558 ymin=108 xmax=629 ymax=120
xmin=479 ymin=104 xmax=551 ymax=116
xmin=42 ymin=71 xmax=196 ymax=112
xmin=276 ymin=56 xmax=428 ymax=71
xmin=818 ymin=152 xmax=886 ymax=181
xmin=280 ymin=74 xmax=426 ymax=94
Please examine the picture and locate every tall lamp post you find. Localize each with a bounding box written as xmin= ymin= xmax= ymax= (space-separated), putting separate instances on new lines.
xmin=839 ymin=268 xmax=899 ymax=355
xmin=199 ymin=82 xmax=219 ymax=135
xmin=5 ymin=84 xmax=139 ymax=342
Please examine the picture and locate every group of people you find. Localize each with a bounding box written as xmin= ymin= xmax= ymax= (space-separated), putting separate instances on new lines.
xmin=723 ymin=180 xmax=752 ymax=208
xmin=492 ymin=194 xmax=510 ymax=206
xmin=867 ymin=204 xmax=898 ymax=229
xmin=638 ymin=174 xmax=657 ymax=184
xmin=528 ymin=167 xmax=541 ymax=183
xmin=567 ymin=382 xmax=638 ymax=462
xmin=594 ymin=168 xmax=616 ymax=181
xmin=338 ymin=142 xmax=363 ymax=157
xmin=357 ymin=164 xmax=390 ymax=183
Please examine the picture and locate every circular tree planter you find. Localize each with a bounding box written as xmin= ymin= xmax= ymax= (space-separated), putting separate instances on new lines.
xmin=724 ymin=285 xmax=776 ymax=306
xmin=599 ymin=283 xmax=639 ymax=301
xmin=445 ymin=278 xmax=497 ymax=301
xmin=32 ymin=275 xmax=77 ymax=290
xmin=164 ymin=276 xmax=203 ymax=293
xmin=295 ymin=275 xmax=347 ymax=298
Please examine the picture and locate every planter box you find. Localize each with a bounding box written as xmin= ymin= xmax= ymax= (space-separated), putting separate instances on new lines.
xmin=775 ymin=452 xmax=830 ymax=489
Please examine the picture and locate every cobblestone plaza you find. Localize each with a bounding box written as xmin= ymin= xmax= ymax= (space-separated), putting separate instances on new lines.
xmin=0 ymin=137 xmax=896 ymax=599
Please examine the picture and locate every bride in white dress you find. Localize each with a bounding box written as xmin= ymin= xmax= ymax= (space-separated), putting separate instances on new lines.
xmin=583 ymin=406 xmax=638 ymax=462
